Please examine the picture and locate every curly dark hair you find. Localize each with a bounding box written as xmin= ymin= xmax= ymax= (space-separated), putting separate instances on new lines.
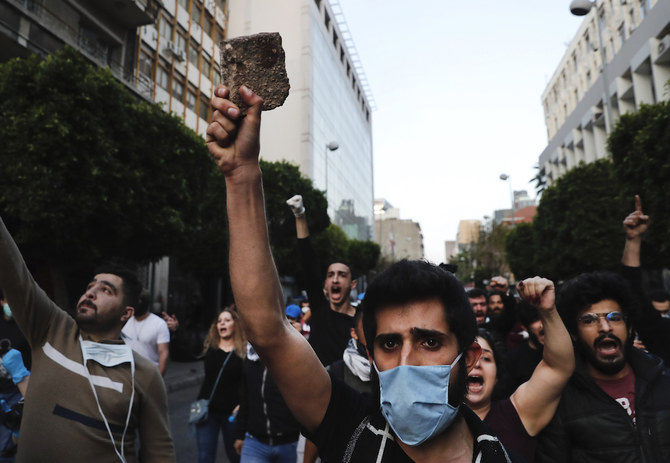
xmin=557 ymin=271 xmax=635 ymax=335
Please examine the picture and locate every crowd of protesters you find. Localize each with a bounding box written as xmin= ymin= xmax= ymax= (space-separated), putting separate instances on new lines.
xmin=0 ymin=84 xmax=667 ymax=463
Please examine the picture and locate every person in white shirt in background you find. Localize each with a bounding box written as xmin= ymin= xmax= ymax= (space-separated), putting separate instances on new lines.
xmin=122 ymin=290 xmax=170 ymax=376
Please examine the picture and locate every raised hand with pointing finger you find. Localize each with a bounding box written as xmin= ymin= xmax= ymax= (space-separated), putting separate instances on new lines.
xmin=623 ymin=194 xmax=649 ymax=240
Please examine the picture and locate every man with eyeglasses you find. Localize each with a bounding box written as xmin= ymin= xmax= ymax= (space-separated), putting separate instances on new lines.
xmin=536 ymin=269 xmax=670 ymax=462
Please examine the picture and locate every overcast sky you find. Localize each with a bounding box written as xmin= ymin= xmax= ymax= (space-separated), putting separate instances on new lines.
xmin=336 ymin=0 xmax=585 ymax=263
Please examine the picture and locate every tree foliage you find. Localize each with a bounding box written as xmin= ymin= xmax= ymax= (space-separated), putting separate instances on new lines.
xmin=449 ymin=221 xmax=511 ymax=286
xmin=0 ymin=47 xmax=211 ymax=268
xmin=505 ymin=222 xmax=536 ymax=280
xmin=609 ymin=101 xmax=670 ymax=266
xmin=511 ymin=159 xmax=626 ymax=282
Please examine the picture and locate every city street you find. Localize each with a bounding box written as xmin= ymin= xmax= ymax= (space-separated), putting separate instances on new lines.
xmin=167 ymin=363 xmax=228 ymax=463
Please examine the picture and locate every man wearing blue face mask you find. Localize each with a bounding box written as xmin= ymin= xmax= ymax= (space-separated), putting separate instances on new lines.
xmin=207 ymin=84 xmax=513 ymax=462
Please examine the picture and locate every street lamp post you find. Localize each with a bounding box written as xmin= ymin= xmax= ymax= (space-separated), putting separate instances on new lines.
xmin=570 ymin=0 xmax=614 ymax=133
xmin=499 ymin=173 xmax=514 ymax=212
xmin=324 ymin=141 xmax=339 ymax=193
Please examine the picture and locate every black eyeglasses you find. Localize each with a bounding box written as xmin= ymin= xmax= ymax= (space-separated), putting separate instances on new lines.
xmin=578 ymin=311 xmax=627 ymax=326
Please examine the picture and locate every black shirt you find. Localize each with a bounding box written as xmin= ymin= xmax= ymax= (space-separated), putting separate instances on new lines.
xmin=310 ymin=375 xmax=514 ymax=462
xmin=298 ymin=237 xmax=355 ymax=366
xmin=197 ymin=348 xmax=244 ymax=415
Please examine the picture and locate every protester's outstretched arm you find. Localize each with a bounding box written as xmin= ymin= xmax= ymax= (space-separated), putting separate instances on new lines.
xmin=207 ymin=85 xmax=330 ymax=432
xmin=622 ymin=195 xmax=648 ymax=268
xmin=620 ymin=195 xmax=670 ymax=362
xmin=512 ymin=276 xmax=574 ymax=436
xmin=287 ymin=195 xmax=309 ymax=238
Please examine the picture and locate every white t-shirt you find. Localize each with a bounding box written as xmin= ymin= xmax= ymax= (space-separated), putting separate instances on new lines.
xmin=122 ymin=313 xmax=170 ymax=365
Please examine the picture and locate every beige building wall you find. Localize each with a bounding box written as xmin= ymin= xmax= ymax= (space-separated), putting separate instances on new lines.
xmin=375 ymin=217 xmax=424 ymax=262
xmin=457 ymin=220 xmax=481 ymax=246
xmin=539 ymin=0 xmax=670 ymax=184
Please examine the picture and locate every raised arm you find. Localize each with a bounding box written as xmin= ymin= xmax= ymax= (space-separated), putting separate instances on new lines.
xmin=511 ymin=276 xmax=574 ymax=436
xmin=620 ymin=195 xmax=670 ymax=362
xmin=287 ymin=195 xmax=309 ymax=239
xmin=622 ymin=195 xmax=648 ymax=268
xmin=206 ymin=85 xmax=330 ymax=432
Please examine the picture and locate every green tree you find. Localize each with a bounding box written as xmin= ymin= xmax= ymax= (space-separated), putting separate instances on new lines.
xmin=348 ymin=239 xmax=381 ymax=281
xmin=609 ymin=101 xmax=670 ymax=266
xmin=0 ymin=47 xmax=211 ymax=300
xmin=528 ymin=159 xmax=626 ymax=281
xmin=448 ymin=221 xmax=511 ymax=286
xmin=505 ymin=222 xmax=537 ymax=280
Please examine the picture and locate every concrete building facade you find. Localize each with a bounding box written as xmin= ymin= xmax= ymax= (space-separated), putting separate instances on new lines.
xmin=227 ymin=0 xmax=375 ymax=240
xmin=539 ymin=0 xmax=670 ymax=184
xmin=374 ymin=199 xmax=424 ymax=262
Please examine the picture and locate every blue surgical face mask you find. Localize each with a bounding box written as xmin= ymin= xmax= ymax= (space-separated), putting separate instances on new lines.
xmin=375 ymin=352 xmax=463 ymax=446
xmin=2 ymin=304 xmax=11 ymax=320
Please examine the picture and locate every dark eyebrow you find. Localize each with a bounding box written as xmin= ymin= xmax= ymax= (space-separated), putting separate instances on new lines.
xmin=409 ymin=327 xmax=448 ymax=339
xmin=95 ymin=279 xmax=119 ymax=295
xmin=374 ymin=333 xmax=402 ymax=345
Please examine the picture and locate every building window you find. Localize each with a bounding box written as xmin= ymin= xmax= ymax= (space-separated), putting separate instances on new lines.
xmin=617 ymin=23 xmax=625 ymax=47
xmin=187 ymin=88 xmax=197 ymax=111
xmin=215 ymin=26 xmax=224 ymax=45
xmin=139 ymin=49 xmax=154 ymax=77
xmin=203 ymin=12 xmax=214 ymax=35
xmin=324 ymin=11 xmax=331 ymax=30
xmin=314 ymin=0 xmax=321 ymax=8
xmin=202 ymin=57 xmax=212 ymax=79
xmin=586 ymin=71 xmax=592 ymax=86
xmin=176 ymin=31 xmax=187 ymax=52
xmin=159 ymin=16 xmax=173 ymax=41
xmin=192 ymin=1 xmax=202 ymax=28
xmin=213 ymin=63 xmax=222 ymax=85
xmin=333 ymin=31 xmax=339 ymax=48
xmin=199 ymin=95 xmax=210 ymax=120
xmin=189 ymin=39 xmax=199 ymax=67
xmin=157 ymin=66 xmax=170 ymax=90
xmin=173 ymin=75 xmax=185 ymax=102
xmin=179 ymin=0 xmax=189 ymax=9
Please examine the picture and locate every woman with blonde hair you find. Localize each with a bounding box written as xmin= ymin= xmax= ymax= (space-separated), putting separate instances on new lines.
xmin=195 ymin=305 xmax=246 ymax=463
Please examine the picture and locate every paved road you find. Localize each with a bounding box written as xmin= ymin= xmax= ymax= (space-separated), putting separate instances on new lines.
xmin=168 ymin=381 xmax=229 ymax=463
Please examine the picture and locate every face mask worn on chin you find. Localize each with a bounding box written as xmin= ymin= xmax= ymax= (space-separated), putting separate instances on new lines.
xmin=375 ymin=353 xmax=463 ymax=446
xmin=80 ymin=338 xmax=136 ymax=463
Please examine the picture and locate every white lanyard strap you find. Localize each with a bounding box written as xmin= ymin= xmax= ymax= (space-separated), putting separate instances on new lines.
xmin=80 ymin=337 xmax=135 ymax=463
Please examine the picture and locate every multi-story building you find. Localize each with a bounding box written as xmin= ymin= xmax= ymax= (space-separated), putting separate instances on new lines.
xmin=137 ymin=0 xmax=228 ymax=137
xmin=457 ymin=220 xmax=481 ymax=248
xmin=1 ymin=0 xmax=228 ymax=304
xmin=1 ymin=0 xmax=160 ymax=92
xmin=374 ymin=198 xmax=424 ymax=262
xmin=227 ymin=0 xmax=375 ymax=241
xmin=539 ymin=0 xmax=670 ymax=184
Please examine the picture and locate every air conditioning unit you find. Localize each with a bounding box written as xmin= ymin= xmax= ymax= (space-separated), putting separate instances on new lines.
xmin=656 ymin=35 xmax=670 ymax=64
xmin=165 ymin=41 xmax=186 ymax=62
xmin=174 ymin=48 xmax=186 ymax=62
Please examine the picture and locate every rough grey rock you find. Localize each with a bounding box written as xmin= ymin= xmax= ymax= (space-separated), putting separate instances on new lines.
xmin=220 ymin=32 xmax=290 ymax=113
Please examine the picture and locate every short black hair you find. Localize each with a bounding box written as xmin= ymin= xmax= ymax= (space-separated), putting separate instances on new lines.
xmin=326 ymin=261 xmax=356 ymax=281
xmin=93 ymin=263 xmax=142 ymax=309
xmin=516 ymin=300 xmax=539 ymax=328
xmin=557 ymin=271 xmax=635 ymax=335
xmin=466 ymin=288 xmax=488 ymax=301
xmin=487 ymin=289 xmax=505 ymax=300
xmin=649 ymin=289 xmax=670 ymax=303
xmin=362 ymin=259 xmax=476 ymax=358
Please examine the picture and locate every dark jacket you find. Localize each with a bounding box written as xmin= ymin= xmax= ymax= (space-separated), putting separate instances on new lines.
xmin=536 ymin=348 xmax=670 ymax=462
xmin=235 ymin=352 xmax=300 ymax=445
